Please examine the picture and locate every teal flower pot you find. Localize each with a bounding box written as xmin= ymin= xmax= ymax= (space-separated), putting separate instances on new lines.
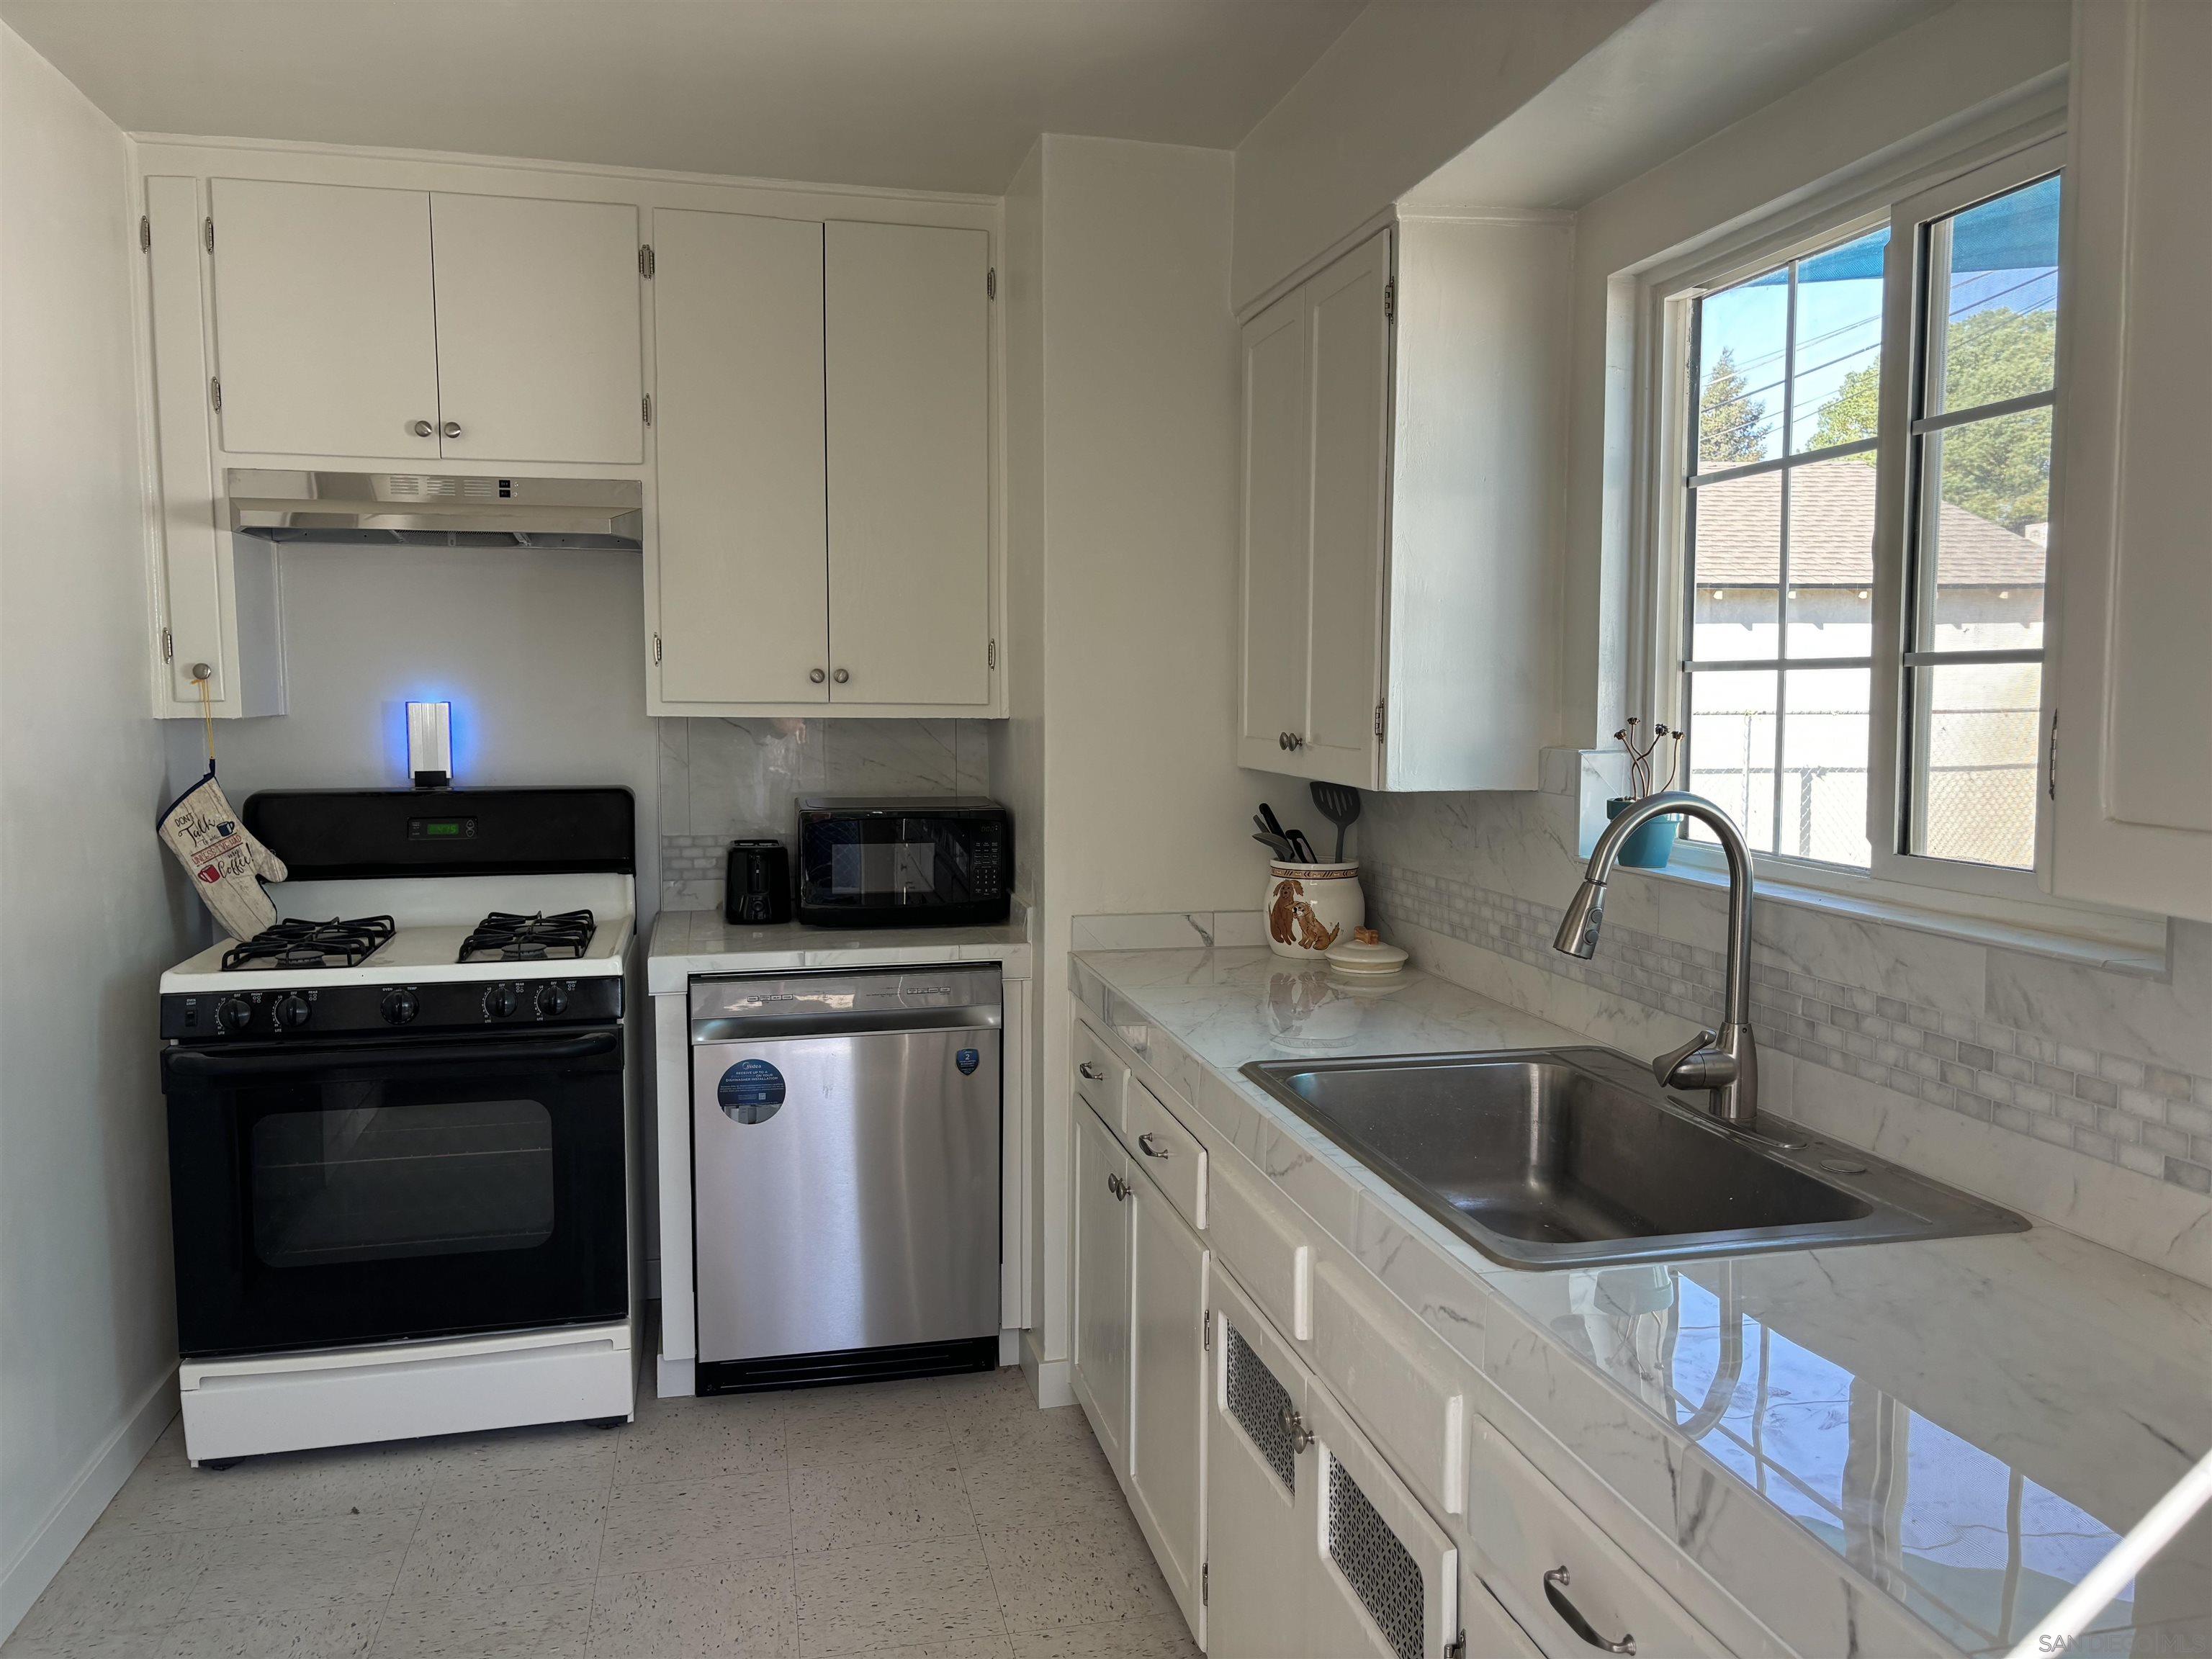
xmin=1606 ymin=797 xmax=1683 ymax=869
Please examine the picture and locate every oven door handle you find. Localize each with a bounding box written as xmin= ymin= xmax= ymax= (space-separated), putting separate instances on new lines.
xmin=166 ymin=1029 xmax=621 ymax=1078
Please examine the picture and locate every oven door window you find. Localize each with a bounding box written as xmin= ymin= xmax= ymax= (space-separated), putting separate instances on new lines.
xmin=250 ymin=1093 xmax=556 ymax=1269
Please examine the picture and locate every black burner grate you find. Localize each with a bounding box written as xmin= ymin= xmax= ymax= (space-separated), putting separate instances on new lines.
xmin=457 ymin=909 xmax=597 ymax=963
xmin=222 ymin=916 xmax=396 ymax=971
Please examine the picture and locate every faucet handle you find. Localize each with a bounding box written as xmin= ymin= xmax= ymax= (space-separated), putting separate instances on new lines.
xmin=1654 ymin=1029 xmax=1737 ymax=1090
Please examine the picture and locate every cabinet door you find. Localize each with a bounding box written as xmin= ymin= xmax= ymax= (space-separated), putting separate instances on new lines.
xmin=207 ymin=178 xmax=440 ymax=459
xmin=1128 ymin=1170 xmax=1208 ymax=1640
xmin=652 ymin=210 xmax=830 ymax=704
xmin=1300 ymin=230 xmax=1391 ymax=789
xmin=429 ymin=194 xmax=643 ymax=463
xmin=824 ymin=220 xmax=992 ymax=706
xmin=1240 ymin=288 xmax=1313 ymax=768
xmin=2049 ymin=0 xmax=2212 ymax=920
xmin=1303 ymin=1382 xmax=1459 ymax=1659
xmin=1072 ymin=1102 xmax=1132 ymax=1477
xmin=1460 ymin=1559 xmax=1545 ymax=1659
xmin=1207 ymin=1262 xmax=1313 ymax=1659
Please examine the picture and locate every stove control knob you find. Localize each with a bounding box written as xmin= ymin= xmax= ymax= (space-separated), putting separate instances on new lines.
xmin=217 ymin=996 xmax=255 ymax=1034
xmin=535 ymin=984 xmax=569 ymax=1019
xmin=274 ymin=992 xmax=313 ymax=1030
xmin=379 ymin=989 xmax=418 ymax=1026
xmin=484 ymin=985 xmax=519 ymax=1020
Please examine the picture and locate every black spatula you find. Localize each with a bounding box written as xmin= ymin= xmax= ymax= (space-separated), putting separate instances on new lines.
xmin=1310 ymin=781 xmax=1362 ymax=863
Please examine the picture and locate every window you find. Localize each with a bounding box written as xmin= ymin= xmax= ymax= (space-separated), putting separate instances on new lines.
xmin=1659 ymin=136 xmax=2064 ymax=896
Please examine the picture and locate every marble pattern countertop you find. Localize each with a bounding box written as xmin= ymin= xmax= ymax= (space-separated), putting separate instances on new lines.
xmin=1072 ymin=945 xmax=2212 ymax=1659
xmin=647 ymin=909 xmax=1033 ymax=994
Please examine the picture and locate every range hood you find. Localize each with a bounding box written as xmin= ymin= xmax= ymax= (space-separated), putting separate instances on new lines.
xmin=226 ymin=470 xmax=644 ymax=549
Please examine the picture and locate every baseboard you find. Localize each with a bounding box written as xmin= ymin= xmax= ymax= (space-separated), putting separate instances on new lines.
xmin=1 ymin=1365 xmax=178 ymax=1642
xmin=1019 ymin=1328 xmax=1074 ymax=1408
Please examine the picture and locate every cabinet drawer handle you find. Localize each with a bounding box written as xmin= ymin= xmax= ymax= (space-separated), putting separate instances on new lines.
xmin=1543 ymin=1568 xmax=1635 ymax=1655
xmin=1279 ymin=1407 xmax=1313 ymax=1454
xmin=411 ymin=418 xmax=435 ymax=438
xmin=1138 ymin=1131 xmax=1172 ymax=1159
xmin=809 ymin=668 xmax=827 ymax=684
xmin=441 ymin=421 xmax=463 ymax=439
xmin=1078 ymin=1062 xmax=1107 ymax=1082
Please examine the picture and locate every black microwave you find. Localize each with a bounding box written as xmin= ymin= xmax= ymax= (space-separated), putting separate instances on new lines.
xmin=795 ymin=797 xmax=1012 ymax=928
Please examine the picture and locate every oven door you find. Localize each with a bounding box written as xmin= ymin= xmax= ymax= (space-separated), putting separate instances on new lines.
xmin=161 ymin=1025 xmax=626 ymax=1359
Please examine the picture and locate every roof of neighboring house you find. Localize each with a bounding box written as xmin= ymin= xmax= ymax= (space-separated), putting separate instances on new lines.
xmin=1692 ymin=456 xmax=2045 ymax=586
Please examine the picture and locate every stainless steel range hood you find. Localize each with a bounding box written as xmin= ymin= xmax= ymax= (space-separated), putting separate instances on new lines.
xmin=226 ymin=470 xmax=644 ymax=549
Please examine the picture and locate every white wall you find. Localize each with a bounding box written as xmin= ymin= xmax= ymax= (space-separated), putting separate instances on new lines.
xmin=995 ymin=135 xmax=1247 ymax=1383
xmin=0 ymin=26 xmax=192 ymax=1637
xmin=1229 ymin=0 xmax=1645 ymax=308
xmin=1555 ymin=0 xmax=2072 ymax=747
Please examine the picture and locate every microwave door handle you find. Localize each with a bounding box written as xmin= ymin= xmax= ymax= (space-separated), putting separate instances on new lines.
xmin=166 ymin=1030 xmax=620 ymax=1078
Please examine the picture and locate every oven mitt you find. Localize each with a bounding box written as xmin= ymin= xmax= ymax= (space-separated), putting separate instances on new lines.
xmin=157 ymin=763 xmax=287 ymax=941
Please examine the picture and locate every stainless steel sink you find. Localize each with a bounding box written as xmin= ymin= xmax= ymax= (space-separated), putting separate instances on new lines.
xmin=1240 ymin=1047 xmax=2027 ymax=1269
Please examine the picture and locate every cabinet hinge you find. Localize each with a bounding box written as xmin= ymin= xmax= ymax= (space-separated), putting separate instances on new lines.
xmin=1445 ymin=1632 xmax=1466 ymax=1659
xmin=209 ymin=377 xmax=222 ymax=412
xmin=203 ymin=217 xmax=214 ymax=253
xmin=1373 ymin=699 xmax=1385 ymax=739
xmin=161 ymin=626 xmax=174 ymax=662
xmin=2047 ymin=709 xmax=2058 ymax=800
xmin=987 ymin=266 xmax=997 ymax=300
xmin=639 ymin=243 xmax=655 ymax=279
xmin=652 ymin=632 xmax=663 ymax=665
xmin=642 ymin=393 xmax=652 ymax=427
xmin=1202 ymin=1308 xmax=1211 ymax=1350
xmin=139 ymin=215 xmax=150 ymax=252
xmin=1201 ymin=1564 xmax=1208 ymax=1606
xmin=1383 ymin=280 xmax=1395 ymax=323
xmin=988 ymin=638 xmax=997 ymax=670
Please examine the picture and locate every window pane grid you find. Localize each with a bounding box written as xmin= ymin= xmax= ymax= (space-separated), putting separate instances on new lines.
xmin=1682 ymin=225 xmax=1889 ymax=868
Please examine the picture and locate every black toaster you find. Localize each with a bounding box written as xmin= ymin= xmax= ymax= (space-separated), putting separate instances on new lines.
xmin=724 ymin=840 xmax=792 ymax=925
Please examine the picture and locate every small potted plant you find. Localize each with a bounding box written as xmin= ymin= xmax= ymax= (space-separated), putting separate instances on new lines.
xmin=1606 ymin=717 xmax=1686 ymax=869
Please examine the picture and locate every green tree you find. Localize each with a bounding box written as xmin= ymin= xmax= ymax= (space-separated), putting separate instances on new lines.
xmin=1698 ymin=346 xmax=1767 ymax=465
xmin=1810 ymin=305 xmax=2055 ymax=530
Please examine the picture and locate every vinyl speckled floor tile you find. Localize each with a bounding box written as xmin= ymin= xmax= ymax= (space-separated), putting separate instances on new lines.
xmin=601 ymin=1471 xmax=792 ymax=1574
xmin=586 ymin=1558 xmax=797 ymax=1658
xmin=366 ymin=1579 xmax=593 ymax=1659
xmin=390 ymin=1490 xmax=606 ymax=1606
xmin=179 ymin=1513 xmax=421 ymax=1621
xmin=789 ymin=1446 xmax=974 ymax=1553
xmin=793 ymin=1535 xmax=1007 ymax=1655
xmin=781 ymin=1380 xmax=953 ymax=1469
xmin=155 ymin=1598 xmax=386 ymax=1659
xmin=980 ymin=1514 xmax=1176 ymax=1635
xmin=612 ymin=1395 xmax=788 ymax=1494
xmin=1010 ymin=1618 xmax=1202 ymax=1659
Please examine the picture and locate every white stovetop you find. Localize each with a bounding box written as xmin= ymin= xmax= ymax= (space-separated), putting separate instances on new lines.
xmin=161 ymin=873 xmax=635 ymax=994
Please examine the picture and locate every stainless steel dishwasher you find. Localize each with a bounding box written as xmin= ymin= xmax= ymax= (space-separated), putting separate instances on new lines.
xmin=689 ymin=965 xmax=1000 ymax=1391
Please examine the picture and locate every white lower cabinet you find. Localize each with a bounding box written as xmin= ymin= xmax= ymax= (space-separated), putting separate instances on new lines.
xmin=1128 ymin=1161 xmax=1209 ymax=1636
xmin=1072 ymin=1100 xmax=1132 ymax=1476
xmin=1461 ymin=1558 xmax=1547 ymax=1659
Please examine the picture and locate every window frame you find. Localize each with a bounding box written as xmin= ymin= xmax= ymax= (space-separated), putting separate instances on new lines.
xmin=1635 ymin=114 xmax=2161 ymax=950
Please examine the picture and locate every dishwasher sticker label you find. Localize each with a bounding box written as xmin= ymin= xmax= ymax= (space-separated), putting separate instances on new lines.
xmin=717 ymin=1059 xmax=786 ymax=1124
xmin=956 ymin=1048 xmax=981 ymax=1075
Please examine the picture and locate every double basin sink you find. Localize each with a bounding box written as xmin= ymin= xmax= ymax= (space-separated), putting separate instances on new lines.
xmin=1240 ymin=1046 xmax=2026 ymax=1269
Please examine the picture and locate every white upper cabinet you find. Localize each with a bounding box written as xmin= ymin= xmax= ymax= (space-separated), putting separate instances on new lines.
xmin=205 ymin=180 xmax=642 ymax=465
xmin=2049 ymin=0 xmax=2212 ymax=920
xmin=652 ymin=210 xmax=829 ymax=704
xmin=1238 ymin=216 xmax=1570 ymax=791
xmin=429 ymin=194 xmax=644 ymax=464
xmin=208 ymin=179 xmax=442 ymax=460
xmin=824 ymin=220 xmax=993 ymax=707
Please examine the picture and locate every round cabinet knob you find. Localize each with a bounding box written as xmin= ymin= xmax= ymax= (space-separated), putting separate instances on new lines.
xmin=832 ymin=668 xmax=850 ymax=685
xmin=441 ymin=421 xmax=463 ymax=439
xmin=809 ymin=668 xmax=827 ymax=685
xmin=411 ymin=419 xmax=435 ymax=438
xmin=483 ymin=985 xmax=518 ymax=1019
xmin=535 ymin=984 xmax=569 ymax=1019
xmin=217 ymin=996 xmax=255 ymax=1034
xmin=1279 ymin=732 xmax=1290 ymax=750
xmin=379 ymin=989 xmax=418 ymax=1026
xmin=274 ymin=992 xmax=313 ymax=1030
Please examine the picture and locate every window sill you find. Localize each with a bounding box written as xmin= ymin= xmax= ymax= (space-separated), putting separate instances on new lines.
xmin=1627 ymin=846 xmax=2169 ymax=976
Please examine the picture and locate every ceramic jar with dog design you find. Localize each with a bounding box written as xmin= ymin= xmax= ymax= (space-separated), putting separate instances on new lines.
xmin=1264 ymin=860 xmax=1364 ymax=959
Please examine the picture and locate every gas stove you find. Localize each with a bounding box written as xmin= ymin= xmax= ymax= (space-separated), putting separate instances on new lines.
xmin=156 ymin=786 xmax=639 ymax=1467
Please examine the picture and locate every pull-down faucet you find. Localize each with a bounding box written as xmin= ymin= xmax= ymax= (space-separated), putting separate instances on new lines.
xmin=1552 ymin=791 xmax=1760 ymax=1128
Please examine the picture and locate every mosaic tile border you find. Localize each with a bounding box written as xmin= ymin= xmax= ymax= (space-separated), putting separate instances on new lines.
xmin=1364 ymin=860 xmax=2212 ymax=1197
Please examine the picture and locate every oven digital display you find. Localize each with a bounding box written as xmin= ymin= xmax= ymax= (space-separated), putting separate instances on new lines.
xmin=407 ymin=817 xmax=477 ymax=840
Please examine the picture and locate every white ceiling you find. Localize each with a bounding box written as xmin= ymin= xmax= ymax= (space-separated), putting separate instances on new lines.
xmin=1404 ymin=0 xmax=1943 ymax=212
xmin=0 ymin=0 xmax=1366 ymax=195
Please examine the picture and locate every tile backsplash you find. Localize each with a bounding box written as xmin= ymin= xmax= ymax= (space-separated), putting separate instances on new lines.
xmin=1355 ymin=756 xmax=2212 ymax=1282
xmin=657 ymin=718 xmax=991 ymax=912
